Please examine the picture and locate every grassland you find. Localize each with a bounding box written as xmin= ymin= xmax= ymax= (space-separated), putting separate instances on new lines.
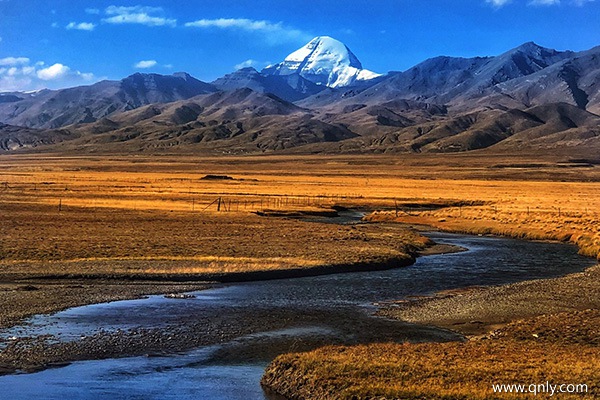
xmin=1 ymin=153 xmax=459 ymax=327
xmin=0 ymin=203 xmax=427 ymax=279
xmin=2 ymin=154 xmax=598 ymax=262
xmin=263 ymin=310 xmax=600 ymax=399
xmin=1 ymin=152 xmax=599 ymax=396
xmin=262 ymin=339 xmax=600 ymax=399
xmin=368 ymin=195 xmax=600 ymax=259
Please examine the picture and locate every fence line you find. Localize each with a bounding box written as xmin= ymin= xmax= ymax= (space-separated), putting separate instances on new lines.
xmin=0 ymin=181 xmax=597 ymax=218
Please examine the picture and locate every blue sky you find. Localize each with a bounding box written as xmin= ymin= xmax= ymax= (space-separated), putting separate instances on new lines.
xmin=1 ymin=0 xmax=599 ymax=91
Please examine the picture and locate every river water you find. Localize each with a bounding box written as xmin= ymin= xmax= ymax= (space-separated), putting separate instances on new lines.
xmin=0 ymin=231 xmax=595 ymax=399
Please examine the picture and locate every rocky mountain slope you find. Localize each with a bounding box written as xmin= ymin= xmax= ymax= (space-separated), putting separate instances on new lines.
xmin=211 ymin=67 xmax=324 ymax=102
xmin=41 ymin=88 xmax=357 ymax=153
xmin=0 ymin=73 xmax=216 ymax=129
xmin=0 ymin=122 xmax=77 ymax=151
xmin=0 ymin=38 xmax=599 ymax=155
xmin=299 ymin=42 xmax=578 ymax=110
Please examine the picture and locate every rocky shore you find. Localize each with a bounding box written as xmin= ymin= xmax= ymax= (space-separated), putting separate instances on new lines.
xmin=378 ymin=263 xmax=600 ymax=335
xmin=0 ymin=235 xmax=466 ymax=376
xmin=262 ymin=256 xmax=600 ymax=399
xmin=0 ymin=280 xmax=211 ymax=331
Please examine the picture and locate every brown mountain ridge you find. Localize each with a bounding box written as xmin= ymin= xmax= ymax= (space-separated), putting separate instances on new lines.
xmin=1 ymin=41 xmax=599 ymax=155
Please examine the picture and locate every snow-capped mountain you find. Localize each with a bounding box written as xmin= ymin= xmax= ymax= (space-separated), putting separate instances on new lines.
xmin=262 ymin=36 xmax=381 ymax=88
xmin=3 ymin=41 xmax=600 ymax=154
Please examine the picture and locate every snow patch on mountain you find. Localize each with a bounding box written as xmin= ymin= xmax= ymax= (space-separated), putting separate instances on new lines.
xmin=262 ymin=36 xmax=381 ymax=88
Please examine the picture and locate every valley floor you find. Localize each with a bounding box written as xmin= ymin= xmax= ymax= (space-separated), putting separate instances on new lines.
xmin=263 ymin=263 xmax=600 ymax=399
xmin=0 ymin=153 xmax=599 ymax=396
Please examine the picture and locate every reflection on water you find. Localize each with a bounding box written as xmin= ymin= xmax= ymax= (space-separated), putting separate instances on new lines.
xmin=1 ymin=232 xmax=595 ymax=399
xmin=0 ymin=352 xmax=269 ymax=400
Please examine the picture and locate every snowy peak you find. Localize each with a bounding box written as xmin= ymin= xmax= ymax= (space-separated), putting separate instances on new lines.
xmin=285 ymin=36 xmax=363 ymax=69
xmin=262 ymin=36 xmax=381 ymax=88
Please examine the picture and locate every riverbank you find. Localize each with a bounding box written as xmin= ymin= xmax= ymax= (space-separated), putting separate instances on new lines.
xmin=262 ymin=338 xmax=600 ymax=399
xmin=0 ymin=281 xmax=212 ymax=331
xmin=263 ymin=218 xmax=600 ymax=399
xmin=263 ymin=263 xmax=600 ymax=399
xmin=378 ymin=263 xmax=600 ymax=335
xmin=0 ymin=206 xmax=468 ymax=375
xmin=365 ymin=202 xmax=600 ymax=333
xmin=0 ymin=205 xmax=445 ymax=329
xmin=367 ymin=206 xmax=600 ymax=260
xmin=0 ymin=229 xmax=466 ymax=376
xmin=0 ymin=201 xmax=418 ymax=310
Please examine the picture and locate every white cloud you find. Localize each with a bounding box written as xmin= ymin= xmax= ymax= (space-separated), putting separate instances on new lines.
xmin=85 ymin=8 xmax=101 ymax=15
xmin=0 ymin=57 xmax=96 ymax=91
xmin=103 ymin=5 xmax=176 ymax=27
xmin=529 ymin=0 xmax=560 ymax=4
xmin=0 ymin=76 xmax=34 ymax=92
xmin=234 ymin=59 xmax=271 ymax=70
xmin=51 ymin=22 xmax=59 ymax=28
xmin=234 ymin=59 xmax=259 ymax=70
xmin=105 ymin=5 xmax=163 ymax=15
xmin=22 ymin=66 xmax=36 ymax=75
xmin=486 ymin=0 xmax=512 ymax=6
xmin=184 ymin=18 xmax=310 ymax=44
xmin=0 ymin=57 xmax=30 ymax=66
xmin=134 ymin=60 xmax=157 ymax=69
xmin=37 ymin=63 xmax=70 ymax=80
xmin=79 ymin=72 xmax=95 ymax=81
xmin=104 ymin=14 xmax=176 ymax=26
xmin=66 ymin=22 xmax=96 ymax=31
xmin=187 ymin=18 xmax=272 ymax=30
xmin=572 ymin=0 xmax=594 ymax=4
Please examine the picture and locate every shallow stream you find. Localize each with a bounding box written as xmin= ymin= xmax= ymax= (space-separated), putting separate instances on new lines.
xmin=1 ymin=230 xmax=595 ymax=399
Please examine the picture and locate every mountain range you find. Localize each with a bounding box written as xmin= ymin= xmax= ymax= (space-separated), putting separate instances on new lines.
xmin=0 ymin=36 xmax=599 ymax=155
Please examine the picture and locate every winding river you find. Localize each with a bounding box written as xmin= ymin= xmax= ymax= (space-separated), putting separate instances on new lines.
xmin=0 ymin=231 xmax=596 ymax=399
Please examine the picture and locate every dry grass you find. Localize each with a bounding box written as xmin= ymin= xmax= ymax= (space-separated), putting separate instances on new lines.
xmin=1 ymin=153 xmax=599 ymax=214
xmin=0 ymin=201 xmax=425 ymax=279
xmin=15 ymin=153 xmax=593 ymax=278
xmin=1 ymin=153 xmax=599 ymax=396
xmin=490 ymin=309 xmax=600 ymax=345
xmin=368 ymin=205 xmax=600 ymax=259
xmin=262 ymin=341 xmax=600 ymax=399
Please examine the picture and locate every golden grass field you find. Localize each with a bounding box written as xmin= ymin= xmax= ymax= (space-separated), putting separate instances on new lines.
xmin=1 ymin=152 xmax=599 ymax=398
xmin=0 ymin=202 xmax=426 ymax=279
xmin=262 ymin=340 xmax=600 ymax=399
xmin=263 ymin=310 xmax=600 ymax=399
xmin=1 ymin=152 xmax=598 ymax=268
